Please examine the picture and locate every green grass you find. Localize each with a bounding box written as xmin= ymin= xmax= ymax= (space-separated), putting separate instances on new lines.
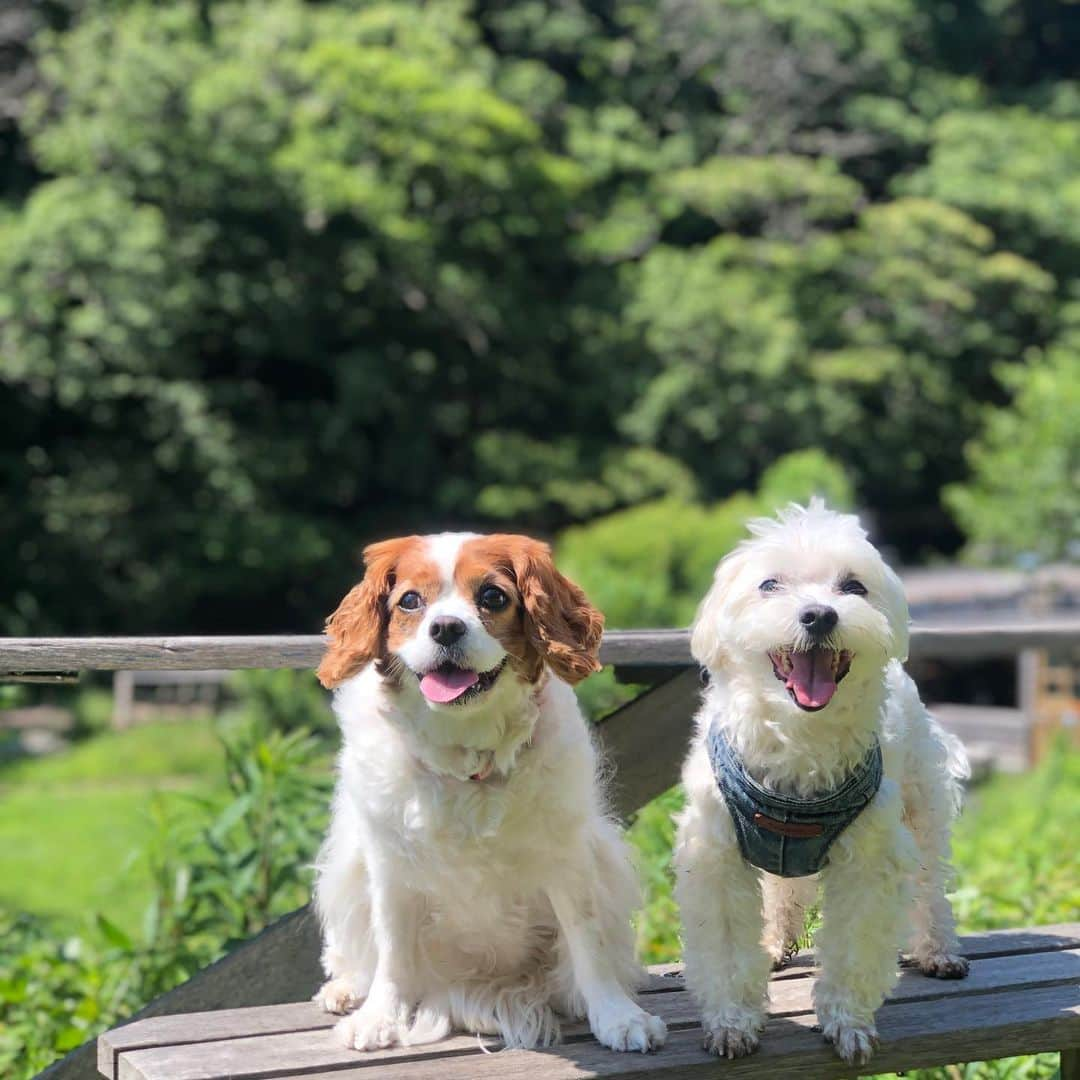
xmin=950 ymin=745 xmax=1080 ymax=930
xmin=627 ymin=746 xmax=1080 ymax=1080
xmin=0 ymin=714 xmax=222 ymax=786
xmin=0 ymin=717 xmax=227 ymax=930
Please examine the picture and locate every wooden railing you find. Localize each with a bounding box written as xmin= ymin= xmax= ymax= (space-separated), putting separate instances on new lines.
xmin=3 ymin=618 xmax=1080 ymax=675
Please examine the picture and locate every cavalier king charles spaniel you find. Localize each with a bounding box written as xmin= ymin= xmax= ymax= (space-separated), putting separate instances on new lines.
xmin=313 ymin=532 xmax=666 ymax=1055
xmin=675 ymin=502 xmax=968 ymax=1066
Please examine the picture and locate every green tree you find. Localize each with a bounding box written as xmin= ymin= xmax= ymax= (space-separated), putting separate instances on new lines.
xmin=3 ymin=0 xmax=1078 ymax=634
xmin=945 ymin=342 xmax=1080 ymax=563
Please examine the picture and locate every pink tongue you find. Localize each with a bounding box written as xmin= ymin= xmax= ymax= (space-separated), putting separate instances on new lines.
xmin=419 ymin=668 xmax=479 ymax=703
xmin=788 ymin=650 xmax=837 ymax=709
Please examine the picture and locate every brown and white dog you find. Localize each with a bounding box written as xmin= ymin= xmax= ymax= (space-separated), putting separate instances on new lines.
xmin=313 ymin=532 xmax=666 ymax=1054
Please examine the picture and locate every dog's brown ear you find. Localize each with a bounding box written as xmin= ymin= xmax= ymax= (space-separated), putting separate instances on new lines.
xmin=502 ymin=536 xmax=604 ymax=686
xmin=317 ymin=538 xmax=415 ymax=689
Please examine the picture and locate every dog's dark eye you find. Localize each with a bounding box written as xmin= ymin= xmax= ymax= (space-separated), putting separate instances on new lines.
xmin=397 ymin=590 xmax=423 ymax=611
xmin=839 ymin=578 xmax=868 ymax=597
xmin=478 ymin=585 xmax=509 ymax=612
xmin=759 ymin=579 xmax=781 ymax=594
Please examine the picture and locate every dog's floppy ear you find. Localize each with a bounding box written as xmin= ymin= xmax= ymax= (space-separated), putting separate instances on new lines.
xmin=503 ymin=536 xmax=604 ymax=686
xmin=690 ymin=546 xmax=747 ymax=671
xmin=317 ymin=538 xmax=414 ymax=689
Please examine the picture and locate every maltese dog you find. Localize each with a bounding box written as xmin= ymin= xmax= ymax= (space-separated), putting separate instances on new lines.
xmin=674 ymin=500 xmax=969 ymax=1066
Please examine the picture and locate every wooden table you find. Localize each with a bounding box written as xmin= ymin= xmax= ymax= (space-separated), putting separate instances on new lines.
xmin=98 ymin=923 xmax=1080 ymax=1080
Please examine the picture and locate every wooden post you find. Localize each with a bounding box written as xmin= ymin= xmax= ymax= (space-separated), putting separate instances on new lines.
xmin=1061 ymin=1047 xmax=1080 ymax=1080
xmin=112 ymin=670 xmax=135 ymax=730
xmin=1018 ymin=647 xmax=1040 ymax=767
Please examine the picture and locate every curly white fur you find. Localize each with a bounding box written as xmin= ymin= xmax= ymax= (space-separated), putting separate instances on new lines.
xmin=675 ymin=501 xmax=969 ymax=1066
xmin=314 ymin=536 xmax=665 ymax=1055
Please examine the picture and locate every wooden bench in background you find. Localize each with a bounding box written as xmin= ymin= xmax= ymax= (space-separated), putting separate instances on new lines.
xmin=98 ymin=924 xmax=1080 ymax=1080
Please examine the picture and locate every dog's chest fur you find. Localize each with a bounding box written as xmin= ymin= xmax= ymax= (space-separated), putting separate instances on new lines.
xmin=711 ymin=665 xmax=899 ymax=797
xmin=335 ymin=672 xmax=596 ymax=896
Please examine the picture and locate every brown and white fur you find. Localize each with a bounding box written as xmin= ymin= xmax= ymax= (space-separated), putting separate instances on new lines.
xmin=674 ymin=502 xmax=968 ymax=1066
xmin=313 ymin=532 xmax=666 ymax=1054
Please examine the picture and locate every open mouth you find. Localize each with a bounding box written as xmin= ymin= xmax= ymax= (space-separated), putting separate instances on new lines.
xmin=768 ymin=646 xmax=853 ymax=712
xmin=418 ymin=659 xmax=506 ymax=705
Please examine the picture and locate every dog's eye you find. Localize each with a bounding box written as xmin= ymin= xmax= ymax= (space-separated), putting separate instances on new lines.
xmin=397 ymin=590 xmax=423 ymax=611
xmin=759 ymin=579 xmax=781 ymax=594
xmin=839 ymin=578 xmax=868 ymax=597
xmin=478 ymin=585 xmax=509 ymax=612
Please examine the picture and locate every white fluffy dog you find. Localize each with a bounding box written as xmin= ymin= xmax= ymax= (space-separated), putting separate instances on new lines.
xmin=674 ymin=501 xmax=969 ymax=1066
xmin=312 ymin=533 xmax=666 ymax=1055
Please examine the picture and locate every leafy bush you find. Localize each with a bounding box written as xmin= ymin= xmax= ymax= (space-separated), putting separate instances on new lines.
xmin=70 ymin=686 xmax=115 ymax=738
xmin=558 ymin=450 xmax=853 ymax=630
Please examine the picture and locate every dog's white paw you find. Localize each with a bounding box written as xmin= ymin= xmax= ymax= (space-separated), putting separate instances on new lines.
xmin=315 ymin=977 xmax=364 ymax=1015
xmin=822 ymin=1018 xmax=878 ymax=1065
xmin=592 ymin=1006 xmax=666 ymax=1053
xmin=336 ymin=1002 xmax=408 ymax=1051
xmin=917 ymin=952 xmax=969 ymax=980
xmin=702 ymin=1008 xmax=764 ymax=1058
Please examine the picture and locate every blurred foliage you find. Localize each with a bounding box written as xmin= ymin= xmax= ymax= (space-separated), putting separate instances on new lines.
xmin=946 ymin=341 xmax=1080 ymax=563
xmin=949 ymin=739 xmax=1080 ymax=930
xmin=559 ymin=449 xmax=853 ymax=629
xmin=230 ymin=668 xmax=335 ymax=736
xmin=0 ymin=714 xmax=329 ymax=1078
xmin=2 ymin=0 xmax=1079 ymax=636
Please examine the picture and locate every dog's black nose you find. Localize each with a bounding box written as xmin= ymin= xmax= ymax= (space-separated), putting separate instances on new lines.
xmin=799 ymin=604 xmax=838 ymax=636
xmin=430 ymin=616 xmax=467 ymax=646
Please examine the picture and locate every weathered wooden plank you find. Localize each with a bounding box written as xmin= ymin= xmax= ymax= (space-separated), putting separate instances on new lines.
xmin=600 ymin=631 xmax=693 ymax=668
xmin=98 ymin=925 xmax=1080 ymax=1076
xmin=0 ymin=631 xmax=690 ymax=675
xmin=125 ymin=983 xmax=1080 ymax=1080
xmin=767 ymin=920 xmax=1080 ymax=982
xmin=92 ymin=908 xmax=322 ymax=1080
xmin=593 ymin=668 xmax=702 ymax=819
xmin=99 ymin=930 xmax=1080 ymax=1073
xmin=907 ymin=619 xmax=1080 ymax=660
xmin=5 ymin=619 xmax=1080 ymax=675
xmin=108 ymin=947 xmax=1080 ymax=1080
xmin=99 ymin=1003 xmax=327 ymax=1078
xmin=0 ymin=636 xmax=327 ymax=674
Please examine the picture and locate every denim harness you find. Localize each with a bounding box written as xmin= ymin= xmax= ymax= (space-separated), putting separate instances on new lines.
xmin=706 ymin=723 xmax=883 ymax=878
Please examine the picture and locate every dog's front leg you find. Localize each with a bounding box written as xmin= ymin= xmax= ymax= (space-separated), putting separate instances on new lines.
xmin=335 ymin=862 xmax=421 ymax=1052
xmin=904 ymin=794 xmax=969 ymax=979
xmin=547 ymin=884 xmax=666 ymax=1053
xmin=814 ymin=785 xmax=917 ymax=1066
xmin=675 ymin=796 xmax=768 ymax=1058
